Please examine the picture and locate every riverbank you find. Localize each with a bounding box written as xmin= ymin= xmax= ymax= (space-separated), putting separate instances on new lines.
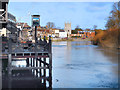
xmin=92 ymin=28 xmax=120 ymax=49
xmin=52 ymin=38 xmax=91 ymax=42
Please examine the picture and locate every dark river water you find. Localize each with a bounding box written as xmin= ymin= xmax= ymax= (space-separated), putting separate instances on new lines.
xmin=52 ymin=41 xmax=118 ymax=88
xmin=1 ymin=41 xmax=118 ymax=88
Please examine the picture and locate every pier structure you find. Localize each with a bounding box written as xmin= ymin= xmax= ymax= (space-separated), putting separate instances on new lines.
xmin=1 ymin=35 xmax=52 ymax=89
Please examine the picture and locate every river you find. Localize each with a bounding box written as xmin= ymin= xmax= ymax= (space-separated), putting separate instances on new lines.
xmin=52 ymin=41 xmax=118 ymax=88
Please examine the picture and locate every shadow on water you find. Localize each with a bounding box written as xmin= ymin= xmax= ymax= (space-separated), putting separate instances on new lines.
xmin=1 ymin=58 xmax=52 ymax=89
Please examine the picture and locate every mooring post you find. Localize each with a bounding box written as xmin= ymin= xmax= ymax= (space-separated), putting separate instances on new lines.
xmin=49 ymin=36 xmax=52 ymax=89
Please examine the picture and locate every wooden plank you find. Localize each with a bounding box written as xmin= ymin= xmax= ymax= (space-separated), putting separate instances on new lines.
xmin=0 ymin=55 xmax=49 ymax=59
xmin=11 ymin=66 xmax=49 ymax=70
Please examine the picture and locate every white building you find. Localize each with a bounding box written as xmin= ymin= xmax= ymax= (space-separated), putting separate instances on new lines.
xmin=59 ymin=31 xmax=67 ymax=38
xmin=54 ymin=29 xmax=67 ymax=38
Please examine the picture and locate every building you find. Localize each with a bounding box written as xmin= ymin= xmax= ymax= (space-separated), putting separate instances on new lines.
xmin=36 ymin=26 xmax=50 ymax=37
xmin=0 ymin=0 xmax=17 ymax=42
xmin=64 ymin=22 xmax=71 ymax=37
xmin=71 ymin=30 xmax=95 ymax=39
xmin=52 ymin=29 xmax=67 ymax=38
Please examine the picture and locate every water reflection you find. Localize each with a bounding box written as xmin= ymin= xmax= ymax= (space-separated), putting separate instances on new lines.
xmin=52 ymin=41 xmax=118 ymax=88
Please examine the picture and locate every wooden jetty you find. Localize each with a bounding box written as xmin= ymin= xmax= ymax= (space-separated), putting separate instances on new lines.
xmin=1 ymin=36 xmax=52 ymax=89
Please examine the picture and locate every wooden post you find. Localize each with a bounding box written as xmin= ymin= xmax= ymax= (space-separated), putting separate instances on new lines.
xmin=32 ymin=58 xmax=33 ymax=73
xmin=43 ymin=56 xmax=46 ymax=87
xmin=34 ymin=26 xmax=38 ymax=76
xmin=36 ymin=58 xmax=38 ymax=76
xmin=26 ymin=58 xmax=29 ymax=67
xmin=33 ymin=58 xmax=35 ymax=67
xmin=33 ymin=58 xmax=35 ymax=75
xmin=43 ymin=36 xmax=47 ymax=87
xmin=8 ymin=37 xmax=12 ymax=89
xmin=31 ymin=58 xmax=32 ymax=67
xmin=49 ymin=36 xmax=52 ymax=89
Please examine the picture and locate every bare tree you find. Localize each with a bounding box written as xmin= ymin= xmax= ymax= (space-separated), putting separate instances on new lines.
xmin=105 ymin=2 xmax=120 ymax=29
xmin=46 ymin=22 xmax=55 ymax=29
xmin=93 ymin=25 xmax=97 ymax=30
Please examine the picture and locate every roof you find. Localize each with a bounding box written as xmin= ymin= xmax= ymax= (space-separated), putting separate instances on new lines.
xmin=24 ymin=24 xmax=31 ymax=28
xmin=59 ymin=30 xmax=65 ymax=32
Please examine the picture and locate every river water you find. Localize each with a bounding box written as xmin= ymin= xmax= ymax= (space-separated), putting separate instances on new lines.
xmin=52 ymin=41 xmax=118 ymax=88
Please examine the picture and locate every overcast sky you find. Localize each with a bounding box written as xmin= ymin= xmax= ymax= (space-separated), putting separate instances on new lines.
xmin=8 ymin=2 xmax=114 ymax=30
